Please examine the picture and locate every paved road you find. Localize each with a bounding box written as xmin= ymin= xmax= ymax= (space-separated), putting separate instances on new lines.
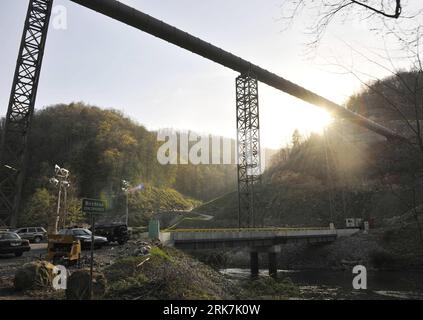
xmin=0 ymin=243 xmax=48 ymax=273
xmin=166 ymin=211 xmax=214 ymax=230
xmin=0 ymin=242 xmax=47 ymax=258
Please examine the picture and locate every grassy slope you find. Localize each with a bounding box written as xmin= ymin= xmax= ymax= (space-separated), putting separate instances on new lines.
xmin=104 ymin=246 xmax=238 ymax=299
xmin=98 ymin=185 xmax=201 ymax=227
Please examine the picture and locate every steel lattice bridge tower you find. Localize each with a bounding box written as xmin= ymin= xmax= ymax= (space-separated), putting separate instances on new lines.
xmin=0 ymin=0 xmax=53 ymax=226
xmin=0 ymin=0 xmax=405 ymax=227
xmin=236 ymin=73 xmax=262 ymax=228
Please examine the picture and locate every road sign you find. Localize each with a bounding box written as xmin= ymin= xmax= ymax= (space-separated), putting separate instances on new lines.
xmin=81 ymin=198 xmax=106 ymax=300
xmin=82 ymin=198 xmax=106 ymax=214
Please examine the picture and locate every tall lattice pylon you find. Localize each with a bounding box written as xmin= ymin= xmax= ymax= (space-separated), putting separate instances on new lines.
xmin=0 ymin=0 xmax=54 ymax=227
xmin=236 ymin=73 xmax=262 ymax=228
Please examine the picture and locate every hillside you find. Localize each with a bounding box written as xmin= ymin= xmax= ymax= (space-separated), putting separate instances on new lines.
xmin=189 ymin=138 xmax=417 ymax=229
xmin=4 ymin=103 xmax=238 ymax=228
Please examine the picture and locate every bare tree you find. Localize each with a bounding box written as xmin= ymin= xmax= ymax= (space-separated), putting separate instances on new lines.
xmin=279 ymin=0 xmax=421 ymax=48
xmin=280 ymin=0 xmax=423 ymax=241
xmin=325 ymin=36 xmax=423 ymax=241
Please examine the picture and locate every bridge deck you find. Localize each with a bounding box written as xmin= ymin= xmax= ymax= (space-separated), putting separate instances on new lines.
xmin=160 ymin=227 xmax=349 ymax=250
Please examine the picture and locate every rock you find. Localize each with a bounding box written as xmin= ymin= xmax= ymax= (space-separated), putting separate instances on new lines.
xmin=134 ymin=246 xmax=151 ymax=256
xmin=14 ymin=261 xmax=55 ymax=291
xmin=66 ymin=269 xmax=107 ymax=300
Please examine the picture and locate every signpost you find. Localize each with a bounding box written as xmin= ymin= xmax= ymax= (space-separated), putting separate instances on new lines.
xmin=82 ymin=198 xmax=106 ymax=300
xmin=82 ymin=198 xmax=106 ymax=214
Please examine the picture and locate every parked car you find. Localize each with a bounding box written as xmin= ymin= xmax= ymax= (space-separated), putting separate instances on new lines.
xmin=92 ymin=223 xmax=130 ymax=245
xmin=14 ymin=227 xmax=47 ymax=243
xmin=0 ymin=232 xmax=30 ymax=257
xmin=58 ymin=228 xmax=108 ymax=249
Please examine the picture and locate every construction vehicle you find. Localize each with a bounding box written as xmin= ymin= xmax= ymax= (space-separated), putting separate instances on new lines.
xmin=47 ymin=234 xmax=81 ymax=266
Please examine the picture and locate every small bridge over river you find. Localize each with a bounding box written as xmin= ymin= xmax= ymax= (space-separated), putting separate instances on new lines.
xmin=151 ymin=225 xmax=359 ymax=277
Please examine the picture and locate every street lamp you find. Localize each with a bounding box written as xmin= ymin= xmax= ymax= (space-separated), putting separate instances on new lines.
xmin=122 ymin=180 xmax=130 ymax=226
xmin=50 ymin=165 xmax=70 ymax=233
xmin=121 ymin=181 xmax=145 ymax=226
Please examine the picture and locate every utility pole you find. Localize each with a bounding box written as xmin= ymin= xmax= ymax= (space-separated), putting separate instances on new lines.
xmin=55 ymin=186 xmax=62 ymax=233
xmin=89 ymin=212 xmax=95 ymax=300
xmin=63 ymin=184 xmax=68 ymax=228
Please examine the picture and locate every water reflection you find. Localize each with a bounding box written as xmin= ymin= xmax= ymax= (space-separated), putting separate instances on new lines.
xmin=220 ymin=268 xmax=423 ymax=300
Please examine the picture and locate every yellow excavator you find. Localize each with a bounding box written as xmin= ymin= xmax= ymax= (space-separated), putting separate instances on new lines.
xmin=47 ymin=234 xmax=81 ymax=266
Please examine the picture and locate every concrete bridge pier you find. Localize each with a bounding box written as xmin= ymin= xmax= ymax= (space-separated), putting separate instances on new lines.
xmin=249 ymin=246 xmax=281 ymax=278
xmin=250 ymin=251 xmax=259 ymax=278
xmin=268 ymin=252 xmax=277 ymax=278
xmin=267 ymin=246 xmax=281 ymax=278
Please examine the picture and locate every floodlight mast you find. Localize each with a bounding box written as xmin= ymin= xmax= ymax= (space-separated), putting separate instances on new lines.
xmin=50 ymin=165 xmax=71 ymax=233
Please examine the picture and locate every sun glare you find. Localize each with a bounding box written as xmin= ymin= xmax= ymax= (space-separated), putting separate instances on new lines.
xmin=260 ymin=96 xmax=335 ymax=149
xmin=299 ymin=108 xmax=333 ymax=135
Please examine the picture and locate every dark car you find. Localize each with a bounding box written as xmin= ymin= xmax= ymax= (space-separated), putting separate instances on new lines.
xmin=14 ymin=227 xmax=47 ymax=243
xmin=93 ymin=223 xmax=130 ymax=245
xmin=58 ymin=228 xmax=108 ymax=249
xmin=0 ymin=232 xmax=31 ymax=257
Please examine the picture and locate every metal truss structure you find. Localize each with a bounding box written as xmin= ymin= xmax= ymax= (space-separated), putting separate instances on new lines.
xmin=0 ymin=0 xmax=53 ymax=227
xmin=236 ymin=73 xmax=262 ymax=228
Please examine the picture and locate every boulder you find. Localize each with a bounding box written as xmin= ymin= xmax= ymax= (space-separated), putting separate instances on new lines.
xmin=14 ymin=261 xmax=55 ymax=291
xmin=66 ymin=269 xmax=107 ymax=300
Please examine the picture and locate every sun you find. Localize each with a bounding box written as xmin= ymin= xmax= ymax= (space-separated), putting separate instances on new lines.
xmin=299 ymin=107 xmax=334 ymax=135
xmin=260 ymin=98 xmax=334 ymax=149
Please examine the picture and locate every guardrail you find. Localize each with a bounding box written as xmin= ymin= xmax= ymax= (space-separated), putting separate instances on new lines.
xmin=163 ymin=227 xmax=331 ymax=233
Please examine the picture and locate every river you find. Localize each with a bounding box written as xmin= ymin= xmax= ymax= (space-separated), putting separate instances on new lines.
xmin=220 ymin=268 xmax=423 ymax=300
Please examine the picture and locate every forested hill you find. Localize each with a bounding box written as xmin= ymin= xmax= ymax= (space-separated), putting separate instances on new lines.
xmin=25 ymin=103 xmax=167 ymax=198
xmin=188 ymin=70 xmax=423 ymax=230
xmin=5 ymin=102 xmax=238 ymax=226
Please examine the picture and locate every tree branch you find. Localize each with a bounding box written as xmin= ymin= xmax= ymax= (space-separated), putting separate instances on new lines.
xmin=351 ymin=0 xmax=402 ymax=19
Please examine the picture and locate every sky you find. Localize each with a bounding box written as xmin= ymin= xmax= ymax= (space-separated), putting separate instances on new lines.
xmin=0 ymin=0 xmax=419 ymax=149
